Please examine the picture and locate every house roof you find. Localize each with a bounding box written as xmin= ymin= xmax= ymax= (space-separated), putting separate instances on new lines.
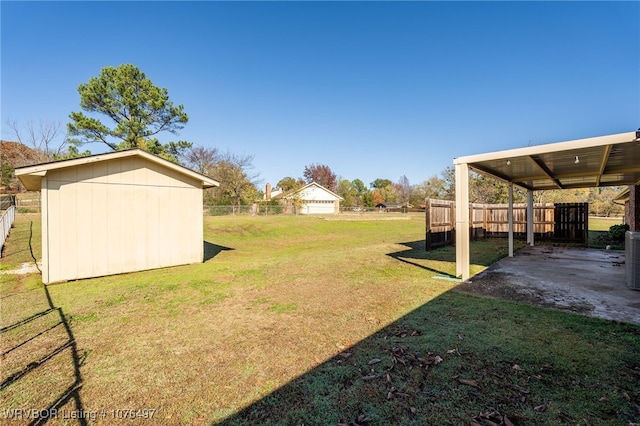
xmin=273 ymin=181 xmax=343 ymax=200
xmin=15 ymin=149 xmax=220 ymax=191
xmin=453 ymin=131 xmax=640 ymax=191
xmin=614 ymin=186 xmax=630 ymax=202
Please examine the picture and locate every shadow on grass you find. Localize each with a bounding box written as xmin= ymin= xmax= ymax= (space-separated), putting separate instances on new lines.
xmin=386 ymin=240 xmax=458 ymax=278
xmin=204 ymin=240 xmax=234 ymax=262
xmin=1 ymin=221 xmax=86 ymax=424
xmin=217 ymin=289 xmax=640 ymax=425
xmin=0 ymin=283 xmax=86 ymax=425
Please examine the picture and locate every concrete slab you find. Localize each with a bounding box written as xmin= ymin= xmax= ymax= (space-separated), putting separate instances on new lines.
xmin=456 ymin=246 xmax=640 ymax=325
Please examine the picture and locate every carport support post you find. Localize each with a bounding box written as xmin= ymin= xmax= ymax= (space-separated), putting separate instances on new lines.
xmin=527 ymin=191 xmax=534 ymax=246
xmin=508 ymin=183 xmax=514 ymax=257
xmin=455 ymin=162 xmax=470 ymax=280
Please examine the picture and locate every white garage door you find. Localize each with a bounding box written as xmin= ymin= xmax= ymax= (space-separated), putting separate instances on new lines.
xmin=303 ymin=201 xmax=335 ymax=214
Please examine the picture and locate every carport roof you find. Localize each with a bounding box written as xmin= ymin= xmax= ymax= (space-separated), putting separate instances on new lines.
xmin=453 ymin=131 xmax=640 ymax=191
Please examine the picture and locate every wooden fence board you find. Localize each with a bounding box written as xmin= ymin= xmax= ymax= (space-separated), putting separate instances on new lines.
xmin=425 ymin=199 xmax=587 ymax=250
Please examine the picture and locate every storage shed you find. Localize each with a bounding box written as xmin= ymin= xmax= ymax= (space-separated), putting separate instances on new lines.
xmin=15 ymin=149 xmax=219 ymax=284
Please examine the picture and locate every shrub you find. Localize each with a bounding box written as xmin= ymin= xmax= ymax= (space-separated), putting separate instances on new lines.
xmin=609 ymin=223 xmax=630 ymax=242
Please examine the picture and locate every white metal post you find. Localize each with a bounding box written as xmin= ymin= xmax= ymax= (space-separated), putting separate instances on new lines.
xmin=455 ymin=162 xmax=470 ymax=280
xmin=527 ymin=191 xmax=534 ymax=246
xmin=508 ymin=183 xmax=514 ymax=257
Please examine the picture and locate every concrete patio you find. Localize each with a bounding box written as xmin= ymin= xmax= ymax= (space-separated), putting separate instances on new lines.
xmin=456 ymin=245 xmax=640 ymax=325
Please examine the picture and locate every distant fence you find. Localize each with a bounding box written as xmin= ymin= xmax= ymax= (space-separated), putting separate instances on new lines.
xmin=205 ymin=204 xmax=286 ymax=216
xmin=204 ymin=205 xmax=428 ymax=216
xmin=425 ymin=199 xmax=588 ymax=250
xmin=1 ymin=194 xmax=16 ymax=210
xmin=1 ymin=205 xmax=16 ymax=256
xmin=14 ymin=193 xmax=41 ymax=212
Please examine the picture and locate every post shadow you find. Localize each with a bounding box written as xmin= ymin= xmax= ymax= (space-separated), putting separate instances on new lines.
xmin=0 ymin=284 xmax=87 ymax=425
xmin=0 ymin=219 xmax=87 ymax=425
xmin=386 ymin=239 xmax=459 ymax=278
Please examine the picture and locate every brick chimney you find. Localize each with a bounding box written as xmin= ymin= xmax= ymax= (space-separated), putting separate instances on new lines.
xmin=266 ymin=183 xmax=272 ymax=201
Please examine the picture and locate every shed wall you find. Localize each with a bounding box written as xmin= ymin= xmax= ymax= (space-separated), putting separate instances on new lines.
xmin=42 ymin=156 xmax=203 ymax=283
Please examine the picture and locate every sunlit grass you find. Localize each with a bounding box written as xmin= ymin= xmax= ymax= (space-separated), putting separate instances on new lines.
xmin=1 ymin=213 xmax=638 ymax=425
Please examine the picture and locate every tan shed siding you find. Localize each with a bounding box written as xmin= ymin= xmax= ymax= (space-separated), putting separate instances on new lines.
xmin=43 ymin=156 xmax=204 ymax=283
xmin=41 ymin=177 xmax=50 ymax=284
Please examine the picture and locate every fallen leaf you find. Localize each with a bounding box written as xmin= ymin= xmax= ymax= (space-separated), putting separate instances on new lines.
xmin=503 ymin=415 xmax=514 ymax=426
xmin=362 ymin=374 xmax=377 ymax=381
xmin=509 ymin=384 xmax=530 ymax=394
xmin=458 ymin=379 xmax=479 ymax=388
xmin=356 ymin=414 xmax=371 ymax=423
xmin=534 ymin=404 xmax=546 ymax=412
xmin=368 ymin=358 xmax=381 ymax=365
xmin=512 ymin=364 xmax=522 ymax=371
xmin=338 ymin=352 xmax=352 ymax=359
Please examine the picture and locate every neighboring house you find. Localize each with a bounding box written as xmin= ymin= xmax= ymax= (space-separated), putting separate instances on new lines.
xmin=15 ymin=149 xmax=219 ymax=284
xmin=615 ymin=185 xmax=640 ymax=231
xmin=269 ymin=182 xmax=343 ymax=214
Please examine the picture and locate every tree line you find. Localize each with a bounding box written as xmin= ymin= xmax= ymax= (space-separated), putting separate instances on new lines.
xmin=1 ymin=64 xmax=625 ymax=216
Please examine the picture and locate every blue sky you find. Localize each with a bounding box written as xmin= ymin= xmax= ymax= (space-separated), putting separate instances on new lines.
xmin=2 ymin=1 xmax=638 ymax=190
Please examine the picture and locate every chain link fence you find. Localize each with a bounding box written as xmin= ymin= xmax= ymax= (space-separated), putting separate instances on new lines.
xmin=204 ymin=204 xmax=285 ymax=216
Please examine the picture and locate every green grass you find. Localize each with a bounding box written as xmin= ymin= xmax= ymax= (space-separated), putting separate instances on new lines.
xmin=1 ymin=213 xmax=639 ymax=425
xmin=589 ymin=216 xmax=625 ymax=249
xmin=589 ymin=216 xmax=623 ymax=232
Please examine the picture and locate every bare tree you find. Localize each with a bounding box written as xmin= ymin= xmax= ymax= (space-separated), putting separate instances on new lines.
xmin=7 ymin=119 xmax=69 ymax=162
xmin=210 ymin=152 xmax=261 ymax=210
xmin=396 ymin=175 xmax=412 ymax=205
xmin=180 ymin=145 xmax=219 ymax=175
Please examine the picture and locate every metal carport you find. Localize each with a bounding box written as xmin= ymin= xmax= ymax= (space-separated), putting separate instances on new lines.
xmin=453 ymin=130 xmax=640 ymax=280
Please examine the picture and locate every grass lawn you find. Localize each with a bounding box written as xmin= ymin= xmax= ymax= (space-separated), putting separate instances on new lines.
xmin=1 ymin=213 xmax=639 ymax=425
xmin=589 ymin=216 xmax=625 ymax=249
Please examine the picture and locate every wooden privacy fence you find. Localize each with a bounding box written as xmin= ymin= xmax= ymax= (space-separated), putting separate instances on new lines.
xmin=425 ymin=199 xmax=588 ymax=250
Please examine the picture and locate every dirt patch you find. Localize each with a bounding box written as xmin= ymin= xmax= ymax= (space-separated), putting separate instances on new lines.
xmin=0 ymin=262 xmax=41 ymax=275
xmin=454 ymin=270 xmax=595 ymax=315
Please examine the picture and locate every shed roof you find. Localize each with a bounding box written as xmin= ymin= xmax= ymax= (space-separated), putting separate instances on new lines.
xmin=453 ymin=131 xmax=640 ymax=191
xmin=15 ymin=149 xmax=220 ymax=191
